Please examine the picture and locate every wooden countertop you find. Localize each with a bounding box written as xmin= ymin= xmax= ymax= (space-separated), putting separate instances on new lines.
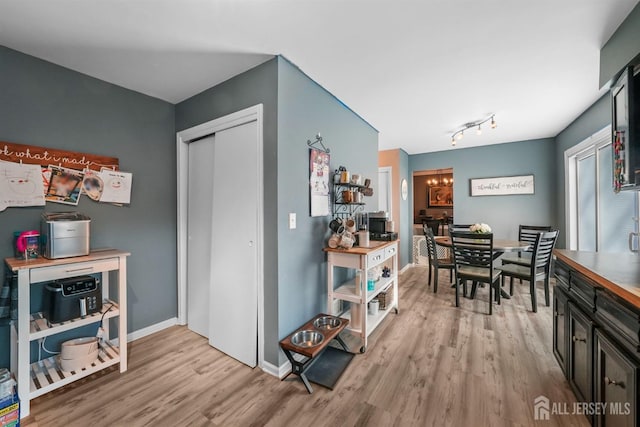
xmin=5 ymin=248 xmax=130 ymax=272
xmin=554 ymin=249 xmax=640 ymax=308
xmin=323 ymin=239 xmax=398 ymax=255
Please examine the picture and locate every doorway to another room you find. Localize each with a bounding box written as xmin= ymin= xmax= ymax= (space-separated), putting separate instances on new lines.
xmin=412 ymin=168 xmax=454 ymax=264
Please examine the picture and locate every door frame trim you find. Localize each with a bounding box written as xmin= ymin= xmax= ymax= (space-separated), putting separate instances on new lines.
xmin=378 ymin=166 xmax=393 ymax=217
xmin=176 ymin=104 xmax=265 ymax=368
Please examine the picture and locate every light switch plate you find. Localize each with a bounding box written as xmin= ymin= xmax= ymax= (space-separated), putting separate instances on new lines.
xmin=289 ymin=213 xmax=296 ymax=229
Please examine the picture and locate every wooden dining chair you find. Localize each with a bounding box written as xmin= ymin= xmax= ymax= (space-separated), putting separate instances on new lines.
xmin=423 ymin=227 xmax=454 ymax=292
xmin=498 ymin=230 xmax=558 ymax=312
xmin=450 ymin=231 xmax=502 ymax=315
xmin=423 ymin=219 xmax=443 ymax=236
xmin=500 ymin=225 xmax=553 ymax=267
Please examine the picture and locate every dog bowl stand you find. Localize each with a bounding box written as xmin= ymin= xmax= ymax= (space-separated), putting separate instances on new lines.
xmin=279 ymin=313 xmax=352 ymax=394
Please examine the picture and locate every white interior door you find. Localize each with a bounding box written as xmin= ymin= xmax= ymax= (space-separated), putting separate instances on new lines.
xmin=209 ymin=121 xmax=258 ymax=368
xmin=187 ymin=136 xmax=215 ymax=338
xmin=378 ymin=167 xmax=392 ymax=215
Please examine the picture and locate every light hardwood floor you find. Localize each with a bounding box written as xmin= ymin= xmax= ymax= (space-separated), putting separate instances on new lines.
xmin=23 ymin=267 xmax=588 ymax=427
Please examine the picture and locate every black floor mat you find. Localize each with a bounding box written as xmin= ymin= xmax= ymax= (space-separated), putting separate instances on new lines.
xmin=305 ymin=346 xmax=355 ymax=390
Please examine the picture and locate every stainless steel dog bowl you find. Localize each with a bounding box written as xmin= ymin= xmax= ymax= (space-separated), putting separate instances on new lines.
xmin=291 ymin=330 xmax=324 ymax=348
xmin=313 ymin=316 xmax=342 ymax=331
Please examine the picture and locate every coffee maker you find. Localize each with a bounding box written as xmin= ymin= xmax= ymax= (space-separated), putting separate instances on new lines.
xmin=368 ymin=211 xmax=398 ymax=241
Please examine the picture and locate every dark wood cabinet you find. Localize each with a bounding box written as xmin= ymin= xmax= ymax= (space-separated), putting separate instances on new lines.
xmin=554 ymin=285 xmax=569 ymax=374
xmin=554 ymin=253 xmax=640 ymax=426
xmin=568 ymin=302 xmax=594 ymax=404
xmin=594 ymin=330 xmax=638 ymax=427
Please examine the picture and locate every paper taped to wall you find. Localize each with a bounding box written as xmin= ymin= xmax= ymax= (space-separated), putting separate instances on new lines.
xmin=0 ymin=160 xmax=45 ymax=210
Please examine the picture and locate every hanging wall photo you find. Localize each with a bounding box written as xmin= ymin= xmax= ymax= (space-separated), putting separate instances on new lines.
xmin=45 ymin=165 xmax=84 ymax=205
xmin=309 ymin=148 xmax=330 ymax=217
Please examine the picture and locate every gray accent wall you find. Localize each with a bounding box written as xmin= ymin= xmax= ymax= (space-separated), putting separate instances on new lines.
xmin=600 ymin=1 xmax=640 ymax=88
xmin=277 ymin=57 xmax=378 ymax=364
xmin=409 ymin=138 xmax=556 ymax=242
xmin=174 ymin=58 xmax=280 ymax=365
xmin=554 ymin=94 xmax=611 ymax=248
xmin=0 ymin=45 xmax=177 ymax=368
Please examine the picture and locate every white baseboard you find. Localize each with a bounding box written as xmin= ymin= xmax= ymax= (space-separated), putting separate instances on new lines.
xmin=400 ymin=263 xmax=414 ymax=274
xmin=127 ymin=317 xmax=178 ymax=342
xmin=262 ymin=359 xmax=291 ymax=379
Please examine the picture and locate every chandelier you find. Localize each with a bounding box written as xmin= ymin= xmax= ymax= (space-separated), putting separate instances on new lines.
xmin=427 ymin=170 xmax=453 ymax=186
xmin=451 ymin=114 xmax=497 ymax=146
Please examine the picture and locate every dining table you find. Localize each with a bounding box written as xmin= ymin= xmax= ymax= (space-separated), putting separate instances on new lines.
xmin=434 ymin=236 xmax=531 ymax=299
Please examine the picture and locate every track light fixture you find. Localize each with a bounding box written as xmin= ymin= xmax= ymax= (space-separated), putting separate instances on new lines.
xmin=451 ymin=114 xmax=496 ymax=146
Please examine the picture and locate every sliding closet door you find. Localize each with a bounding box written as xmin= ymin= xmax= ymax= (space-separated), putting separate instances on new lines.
xmin=187 ymin=136 xmax=216 ymax=338
xmin=209 ymin=121 xmax=258 ymax=368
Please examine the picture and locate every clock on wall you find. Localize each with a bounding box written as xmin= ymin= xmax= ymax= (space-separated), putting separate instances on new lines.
xmin=401 ymin=178 xmax=408 ymax=201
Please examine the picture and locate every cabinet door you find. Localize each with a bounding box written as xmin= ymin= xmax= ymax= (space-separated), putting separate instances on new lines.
xmin=568 ymin=302 xmax=594 ymax=404
xmin=594 ymin=330 xmax=638 ymax=427
xmin=553 ymin=287 xmax=569 ymax=375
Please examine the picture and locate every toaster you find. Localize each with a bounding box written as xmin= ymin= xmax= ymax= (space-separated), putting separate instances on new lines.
xmin=41 ymin=212 xmax=90 ymax=259
xmin=43 ymin=276 xmax=102 ymax=323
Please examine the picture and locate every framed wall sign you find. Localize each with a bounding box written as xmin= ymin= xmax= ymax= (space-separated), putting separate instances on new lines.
xmin=470 ymin=174 xmax=535 ymax=196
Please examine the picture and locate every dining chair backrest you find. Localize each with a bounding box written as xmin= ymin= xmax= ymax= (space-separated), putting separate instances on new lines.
xmin=450 ymin=231 xmax=494 ymax=273
xmin=423 ymin=219 xmax=441 ymax=235
xmin=530 ymin=230 xmax=559 ymax=273
xmin=519 ymin=225 xmax=553 ymax=251
xmin=423 ymin=227 xmax=439 ymax=265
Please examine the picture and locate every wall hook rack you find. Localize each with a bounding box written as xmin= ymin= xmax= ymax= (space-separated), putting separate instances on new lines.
xmin=307 ymin=133 xmax=330 ymax=153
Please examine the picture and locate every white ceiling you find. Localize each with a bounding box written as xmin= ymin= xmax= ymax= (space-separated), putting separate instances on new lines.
xmin=1 ymin=0 xmax=638 ymax=154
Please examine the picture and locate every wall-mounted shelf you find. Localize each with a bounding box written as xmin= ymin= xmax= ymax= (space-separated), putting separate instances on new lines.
xmin=332 ymin=181 xmax=367 ymax=218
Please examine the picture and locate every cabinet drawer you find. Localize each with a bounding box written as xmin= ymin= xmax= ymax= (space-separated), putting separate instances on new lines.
xmin=570 ymin=271 xmax=598 ymax=312
xmin=367 ymin=249 xmax=385 ymax=266
xmin=594 ymin=330 xmax=638 ymax=427
xmin=384 ymin=244 xmax=397 ymax=259
xmin=595 ymin=290 xmax=640 ymax=354
xmin=30 ymin=258 xmax=120 ymax=283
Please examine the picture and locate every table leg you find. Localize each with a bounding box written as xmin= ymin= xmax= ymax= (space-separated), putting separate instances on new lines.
xmin=492 ymin=251 xmax=511 ymax=300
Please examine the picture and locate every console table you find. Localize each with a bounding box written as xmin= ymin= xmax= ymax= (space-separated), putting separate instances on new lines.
xmin=5 ymin=249 xmax=129 ymax=418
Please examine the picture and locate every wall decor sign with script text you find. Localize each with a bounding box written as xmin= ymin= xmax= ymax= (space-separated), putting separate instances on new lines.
xmin=0 ymin=141 xmax=119 ymax=171
xmin=469 ymin=175 xmax=535 ymax=196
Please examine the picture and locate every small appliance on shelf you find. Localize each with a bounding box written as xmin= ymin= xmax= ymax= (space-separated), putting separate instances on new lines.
xmin=41 ymin=212 xmax=91 ymax=259
xmin=368 ymin=211 xmax=398 ymax=241
xmin=43 ymin=275 xmax=102 ymax=324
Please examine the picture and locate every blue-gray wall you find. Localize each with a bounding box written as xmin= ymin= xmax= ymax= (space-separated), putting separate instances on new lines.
xmin=600 ymin=1 xmax=640 ymax=88
xmin=409 ymin=138 xmax=556 ymax=243
xmin=174 ymin=57 xmax=281 ymax=365
xmin=0 ymin=46 xmax=177 ymax=368
xmin=276 ymin=57 xmax=378 ymax=363
xmin=554 ymin=94 xmax=611 ymax=248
